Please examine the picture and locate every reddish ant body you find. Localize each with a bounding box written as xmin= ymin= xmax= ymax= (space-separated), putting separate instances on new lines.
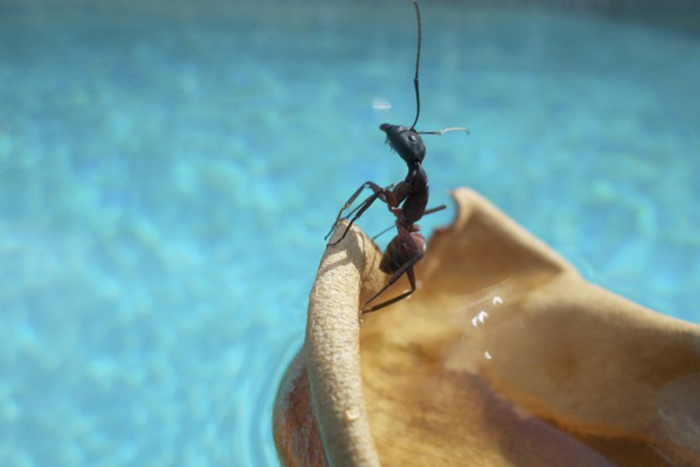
xmin=325 ymin=0 xmax=467 ymax=313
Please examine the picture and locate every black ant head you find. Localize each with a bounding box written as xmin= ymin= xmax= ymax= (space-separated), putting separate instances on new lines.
xmin=380 ymin=123 xmax=425 ymax=166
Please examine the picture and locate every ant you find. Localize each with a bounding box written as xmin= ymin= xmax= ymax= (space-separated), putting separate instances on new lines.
xmin=324 ymin=0 xmax=468 ymax=314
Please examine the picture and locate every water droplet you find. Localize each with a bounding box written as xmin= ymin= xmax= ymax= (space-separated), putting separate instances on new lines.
xmin=372 ymin=98 xmax=392 ymax=110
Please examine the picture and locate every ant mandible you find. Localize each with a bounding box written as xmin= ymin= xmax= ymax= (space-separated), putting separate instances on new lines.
xmin=324 ymin=0 xmax=468 ymax=314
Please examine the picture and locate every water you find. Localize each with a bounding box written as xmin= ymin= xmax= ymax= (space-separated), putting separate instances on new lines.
xmin=1 ymin=1 xmax=698 ymax=465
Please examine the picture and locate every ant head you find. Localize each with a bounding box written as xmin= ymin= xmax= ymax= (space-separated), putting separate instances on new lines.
xmin=380 ymin=123 xmax=425 ymax=166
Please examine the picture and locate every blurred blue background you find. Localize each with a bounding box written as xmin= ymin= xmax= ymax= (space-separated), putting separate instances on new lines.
xmin=1 ymin=0 xmax=698 ymax=465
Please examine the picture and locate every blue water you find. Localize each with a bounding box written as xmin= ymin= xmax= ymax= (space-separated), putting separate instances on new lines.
xmin=1 ymin=1 xmax=699 ymax=465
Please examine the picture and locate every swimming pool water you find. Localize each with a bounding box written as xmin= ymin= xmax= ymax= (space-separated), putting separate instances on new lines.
xmin=1 ymin=1 xmax=699 ymax=465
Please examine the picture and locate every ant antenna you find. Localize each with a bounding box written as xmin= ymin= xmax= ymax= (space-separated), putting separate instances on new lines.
xmin=419 ymin=127 xmax=470 ymax=135
xmin=408 ymin=1 xmax=469 ymax=137
xmin=410 ymin=0 xmax=421 ymax=131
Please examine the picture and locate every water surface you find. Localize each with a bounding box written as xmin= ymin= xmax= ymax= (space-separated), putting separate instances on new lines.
xmin=1 ymin=1 xmax=698 ymax=465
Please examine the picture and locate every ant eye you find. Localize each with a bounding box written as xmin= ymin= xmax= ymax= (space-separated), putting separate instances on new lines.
xmin=408 ymin=134 xmax=416 ymax=143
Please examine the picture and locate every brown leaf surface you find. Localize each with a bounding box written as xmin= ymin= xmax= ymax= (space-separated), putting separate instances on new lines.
xmin=274 ymin=188 xmax=700 ymax=466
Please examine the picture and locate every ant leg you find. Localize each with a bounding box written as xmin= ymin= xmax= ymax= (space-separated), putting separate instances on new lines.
xmin=327 ymin=184 xmax=399 ymax=246
xmin=339 ymin=182 xmax=405 ymax=237
xmin=327 ymin=191 xmax=381 ymax=246
xmin=423 ymin=204 xmax=446 ymax=216
xmin=324 ymin=182 xmax=394 ymax=241
xmin=338 ymin=184 xmax=399 ymax=234
xmin=344 ymin=183 xmax=397 ymax=221
xmin=324 ymin=183 xmax=375 ymax=240
xmin=363 ymin=263 xmax=418 ymax=314
xmin=342 ymin=192 xmax=378 ymax=223
xmin=371 ymin=204 xmax=446 ymax=241
xmin=371 ymin=224 xmax=396 ymax=242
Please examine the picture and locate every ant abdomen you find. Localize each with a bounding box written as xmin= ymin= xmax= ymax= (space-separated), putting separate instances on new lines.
xmin=380 ymin=231 xmax=426 ymax=275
